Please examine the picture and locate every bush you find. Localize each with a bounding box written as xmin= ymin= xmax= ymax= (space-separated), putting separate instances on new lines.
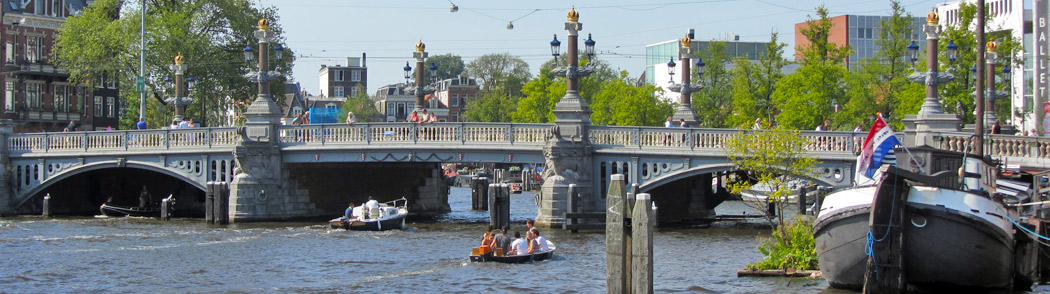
xmin=748 ymin=217 xmax=818 ymax=271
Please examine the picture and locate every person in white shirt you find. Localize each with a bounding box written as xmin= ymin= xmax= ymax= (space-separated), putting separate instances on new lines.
xmin=509 ymin=231 xmax=528 ymax=255
xmin=363 ymin=196 xmax=379 ymax=218
xmin=346 ymin=112 xmax=357 ymax=125
xmin=664 ymin=117 xmax=673 ymax=128
xmin=531 ymin=228 xmax=549 ymax=252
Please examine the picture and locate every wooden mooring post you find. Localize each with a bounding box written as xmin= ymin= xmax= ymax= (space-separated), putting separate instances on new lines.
xmin=206 ymin=182 xmax=229 ymax=225
xmin=488 ymin=183 xmax=509 ymax=228
xmin=862 ymin=167 xmax=910 ymax=293
xmin=42 ymin=193 xmax=51 ymax=217
xmin=606 ymin=174 xmax=655 ymax=294
xmin=471 ymin=176 xmax=489 ymax=211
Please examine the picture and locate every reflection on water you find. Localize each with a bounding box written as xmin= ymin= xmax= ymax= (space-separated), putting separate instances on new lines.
xmin=5 ymin=187 xmax=1040 ymax=293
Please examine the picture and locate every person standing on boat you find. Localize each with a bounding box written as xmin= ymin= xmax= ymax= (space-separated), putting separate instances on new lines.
xmin=363 ymin=196 xmax=379 ymax=219
xmin=509 ymin=231 xmax=528 ymax=256
xmin=531 ymin=228 xmax=549 ymax=252
xmin=138 ymin=185 xmax=151 ymax=209
xmin=493 ymin=226 xmax=512 ymax=255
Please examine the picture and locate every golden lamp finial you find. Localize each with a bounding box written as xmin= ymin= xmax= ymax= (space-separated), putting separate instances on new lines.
xmin=415 ymin=39 xmax=425 ymax=52
xmin=258 ymin=19 xmax=269 ymax=30
xmin=174 ymin=53 xmax=183 ymax=65
xmin=987 ymin=41 xmax=997 ymax=53
xmin=567 ymin=6 xmax=579 ymax=22
xmin=680 ymin=36 xmax=691 ymax=48
xmin=926 ymin=9 xmax=939 ymax=25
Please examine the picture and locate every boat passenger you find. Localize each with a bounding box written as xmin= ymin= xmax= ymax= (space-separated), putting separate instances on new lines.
xmin=363 ymin=196 xmax=379 ymax=219
xmin=344 ymin=204 xmax=354 ymax=219
xmin=525 ymin=218 xmax=534 ymax=231
xmin=531 ymin=228 xmax=549 ymax=252
xmin=480 ymin=225 xmax=496 ymax=252
xmin=493 ymin=225 xmax=513 ymax=255
xmin=509 ymin=231 xmax=528 ymax=256
xmin=526 ymin=230 xmax=537 ymax=254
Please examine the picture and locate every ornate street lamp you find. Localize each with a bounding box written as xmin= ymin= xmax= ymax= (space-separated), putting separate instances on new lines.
xmin=907 ymin=10 xmax=955 ymax=115
xmin=695 ymin=57 xmax=706 ymax=78
xmin=666 ymin=58 xmax=676 ymax=81
xmin=550 ymin=34 xmax=561 ymax=65
xmin=584 ymin=33 xmax=595 ymax=60
xmin=548 ymin=6 xmax=594 ymax=138
xmin=946 ymin=40 xmax=958 ymax=65
xmin=163 ymin=53 xmax=193 ymax=123
xmin=240 ymin=18 xmax=286 ymax=129
xmin=907 ymin=39 xmax=919 ymax=68
xmin=406 ymin=40 xmax=437 ymax=113
xmin=273 ymin=43 xmax=284 ymax=62
xmin=403 ymin=62 xmax=412 ymax=83
xmin=667 ymin=30 xmax=702 ymax=127
xmin=429 ymin=62 xmax=438 ymax=80
xmin=979 ymin=41 xmax=1010 ymax=129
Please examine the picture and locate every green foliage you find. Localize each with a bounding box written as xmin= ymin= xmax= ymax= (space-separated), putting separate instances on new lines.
xmin=465 ymin=53 xmax=531 ymax=96
xmin=724 ymin=126 xmax=818 ymax=267
xmin=728 ymin=32 xmax=787 ymax=128
xmin=748 ymin=218 xmax=819 ymax=270
xmin=836 ymin=1 xmax=923 ymax=130
xmin=589 ymin=71 xmax=673 ymax=126
xmin=463 ymin=86 xmax=517 ymax=122
xmin=426 ymin=53 xmax=465 ymax=81
xmin=54 ymin=0 xmax=289 ymax=129
xmin=693 ymin=41 xmax=733 ymax=128
xmin=772 ymin=6 xmax=850 ymax=130
xmin=339 ymin=85 xmax=380 ymax=122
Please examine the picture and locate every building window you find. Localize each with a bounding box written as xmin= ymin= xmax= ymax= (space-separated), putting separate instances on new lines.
xmin=351 ymin=70 xmax=361 ymax=82
xmin=106 ymin=73 xmax=116 ymax=89
xmin=396 ymin=103 xmax=406 ymax=117
xmin=334 ymin=70 xmax=344 ymax=82
xmin=75 ymin=86 xmax=86 ymax=112
xmin=350 ymin=86 xmax=358 ymax=97
xmin=386 ymin=103 xmax=395 ymax=116
xmin=25 ymin=36 xmax=41 ymax=63
xmin=325 ymin=103 xmax=337 ymax=109
xmin=451 ymin=94 xmax=459 ymax=106
xmin=52 ymin=0 xmax=63 ymax=17
xmin=107 ymin=97 xmax=115 ymax=117
xmin=35 ymin=0 xmax=46 ymax=15
xmin=334 ymin=86 xmax=344 ymax=97
xmin=25 ymin=82 xmax=41 ymax=110
xmin=93 ymin=96 xmax=102 ymax=117
xmin=5 ymin=42 xmax=13 ymax=64
xmin=54 ymin=84 xmax=68 ymax=112
xmin=96 ymin=73 xmax=105 ymax=89
xmin=4 ymin=81 xmax=14 ymax=111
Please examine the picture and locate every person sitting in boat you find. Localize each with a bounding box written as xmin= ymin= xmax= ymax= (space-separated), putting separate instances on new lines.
xmin=363 ymin=196 xmax=379 ymax=219
xmin=531 ymin=228 xmax=549 ymax=252
xmin=526 ymin=230 xmax=538 ymax=254
xmin=493 ymin=225 xmax=512 ymax=255
xmin=344 ymin=203 xmax=354 ymax=219
xmin=480 ymin=225 xmax=496 ymax=252
xmin=509 ymin=231 xmax=528 ymax=256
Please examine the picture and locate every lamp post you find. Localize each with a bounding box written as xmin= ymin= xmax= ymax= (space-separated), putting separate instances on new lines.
xmin=668 ymin=31 xmax=703 ymax=127
xmin=241 ymin=19 xmax=286 ymax=128
xmin=907 ymin=10 xmax=956 ymax=115
xmin=549 ymin=6 xmax=594 ymax=138
xmin=164 ymin=53 xmax=193 ymax=123
xmin=981 ymin=41 xmax=1011 ymax=130
xmin=408 ymin=40 xmax=435 ymax=113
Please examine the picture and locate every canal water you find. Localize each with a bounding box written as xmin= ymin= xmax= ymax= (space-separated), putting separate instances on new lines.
xmin=2 ymin=187 xmax=1044 ymax=293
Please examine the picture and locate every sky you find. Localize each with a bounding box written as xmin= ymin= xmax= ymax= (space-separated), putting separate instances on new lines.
xmin=257 ymin=0 xmax=943 ymax=96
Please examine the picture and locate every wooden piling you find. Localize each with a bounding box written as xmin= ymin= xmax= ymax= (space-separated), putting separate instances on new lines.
xmin=606 ymin=174 xmax=629 ymax=294
xmin=205 ymin=182 xmax=215 ymax=223
xmin=631 ymin=193 xmax=654 ymax=294
xmin=42 ymin=193 xmax=50 ymax=217
xmin=798 ymin=185 xmax=808 ymax=215
xmin=160 ymin=195 xmax=172 ymax=220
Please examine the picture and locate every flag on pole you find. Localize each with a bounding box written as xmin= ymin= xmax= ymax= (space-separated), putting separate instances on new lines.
xmin=856 ymin=116 xmax=902 ymax=178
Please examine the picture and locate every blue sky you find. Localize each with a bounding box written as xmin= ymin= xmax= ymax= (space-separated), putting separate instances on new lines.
xmin=258 ymin=0 xmax=940 ymax=96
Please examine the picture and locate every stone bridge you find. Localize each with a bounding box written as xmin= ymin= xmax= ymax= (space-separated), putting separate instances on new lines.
xmin=3 ymin=121 xmax=1048 ymax=225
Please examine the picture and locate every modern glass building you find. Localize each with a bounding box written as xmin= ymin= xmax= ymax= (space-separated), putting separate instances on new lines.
xmin=644 ymin=39 xmax=775 ymax=101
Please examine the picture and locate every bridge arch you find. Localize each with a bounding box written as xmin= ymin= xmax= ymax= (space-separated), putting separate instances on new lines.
xmin=15 ymin=161 xmax=207 ymax=209
xmin=637 ymin=163 xmax=843 ymax=193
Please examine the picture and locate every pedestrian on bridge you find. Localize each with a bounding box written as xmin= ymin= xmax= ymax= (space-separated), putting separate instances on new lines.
xmin=137 ymin=117 xmax=147 ymax=130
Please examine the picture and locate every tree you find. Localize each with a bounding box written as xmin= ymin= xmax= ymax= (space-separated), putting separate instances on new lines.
xmin=340 ymin=85 xmax=381 ymax=123
xmin=724 ymin=126 xmax=819 ymax=270
xmin=425 ymin=53 xmax=464 ymax=82
xmin=589 ymin=71 xmax=673 ymax=126
xmin=728 ymin=32 xmax=787 ymax=128
xmin=693 ymin=41 xmax=733 ymax=128
xmin=54 ymin=0 xmax=290 ymax=129
xmin=835 ymin=1 xmax=924 ymax=130
xmin=463 ymin=86 xmax=517 ymax=122
xmin=465 ymin=53 xmax=531 ymax=96
xmin=513 ymin=55 xmax=615 ymax=123
xmin=772 ymin=6 xmax=851 ymax=130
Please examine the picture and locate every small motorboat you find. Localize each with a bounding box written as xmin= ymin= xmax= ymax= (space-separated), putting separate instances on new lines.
xmin=99 ymin=195 xmax=174 ymax=217
xmin=470 ymin=240 xmax=556 ymax=263
xmin=100 ymin=203 xmax=162 ymax=217
xmin=509 ymin=182 xmax=523 ymax=193
xmin=329 ymin=197 xmax=408 ymax=231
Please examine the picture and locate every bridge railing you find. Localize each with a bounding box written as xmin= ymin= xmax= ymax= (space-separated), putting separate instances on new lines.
xmin=8 ymin=128 xmax=241 ymax=154
xmin=588 ymin=126 xmax=864 ymax=153
xmin=277 ymin=122 xmax=552 ymax=146
xmin=935 ymin=132 xmax=1050 ymax=159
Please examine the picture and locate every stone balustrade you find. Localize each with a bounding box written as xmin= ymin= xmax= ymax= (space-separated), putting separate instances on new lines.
xmin=8 ymin=128 xmax=241 ymax=154
xmin=936 ymin=133 xmax=1050 ymax=159
xmin=276 ymin=123 xmax=553 ymax=146
xmin=587 ymin=126 xmax=864 ymax=153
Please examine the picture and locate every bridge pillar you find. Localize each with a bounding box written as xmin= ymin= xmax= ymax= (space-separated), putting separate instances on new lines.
xmin=0 ymin=119 xmax=12 ymax=215
xmin=538 ymin=94 xmax=594 ymax=226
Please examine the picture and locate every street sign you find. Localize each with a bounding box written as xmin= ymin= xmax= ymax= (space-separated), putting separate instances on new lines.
xmin=136 ymin=76 xmax=145 ymax=92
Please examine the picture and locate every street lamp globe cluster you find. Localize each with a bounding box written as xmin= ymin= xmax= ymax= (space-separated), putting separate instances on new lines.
xmin=976 ymin=41 xmax=1013 ymax=129
xmin=907 ymin=10 xmax=957 ymax=115
xmin=666 ymin=32 xmax=704 ymax=127
xmin=239 ymin=18 xmax=288 ymax=130
xmin=547 ymin=6 xmax=596 ymax=138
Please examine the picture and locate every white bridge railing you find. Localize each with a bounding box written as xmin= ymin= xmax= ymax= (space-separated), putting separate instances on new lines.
xmin=277 ymin=123 xmax=553 ymax=147
xmin=8 ymin=128 xmax=241 ymax=154
xmin=589 ymin=126 xmax=865 ymax=153
xmin=936 ymin=133 xmax=1050 ymax=159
